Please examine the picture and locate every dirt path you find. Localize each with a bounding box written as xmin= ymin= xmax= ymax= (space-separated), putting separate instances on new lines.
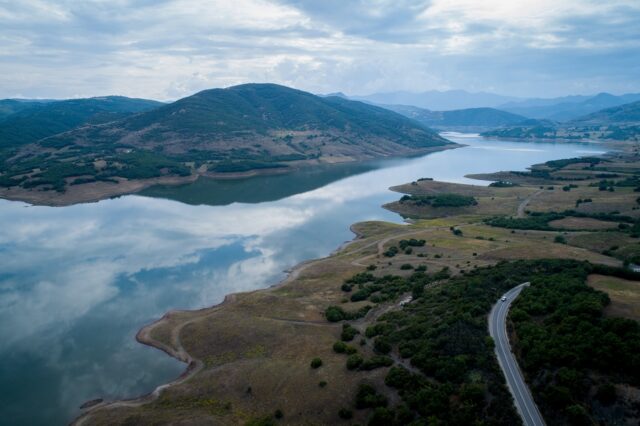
xmin=517 ymin=190 xmax=543 ymax=218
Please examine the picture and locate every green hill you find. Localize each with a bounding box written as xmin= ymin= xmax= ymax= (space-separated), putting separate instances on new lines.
xmin=0 ymin=96 xmax=163 ymax=149
xmin=0 ymin=99 xmax=53 ymax=121
xmin=481 ymin=100 xmax=640 ymax=141
xmin=385 ymin=104 xmax=528 ymax=129
xmin=571 ymin=100 xmax=640 ymax=124
xmin=0 ymin=84 xmax=450 ymax=196
xmin=53 ymin=84 xmax=446 ymax=150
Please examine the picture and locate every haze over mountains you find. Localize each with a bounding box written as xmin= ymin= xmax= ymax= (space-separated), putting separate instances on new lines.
xmin=382 ymin=105 xmax=528 ymax=131
xmin=347 ymin=90 xmax=519 ymax=111
xmin=2 ymin=82 xmax=640 ymax=203
xmin=339 ymin=90 xmax=640 ymax=123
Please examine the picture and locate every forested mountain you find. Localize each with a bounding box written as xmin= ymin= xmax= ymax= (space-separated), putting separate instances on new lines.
xmin=0 ymin=96 xmax=164 ymax=149
xmin=500 ymin=92 xmax=640 ymax=121
xmin=482 ymin=100 xmax=640 ymax=141
xmin=572 ymin=100 xmax=640 ymax=124
xmin=0 ymin=84 xmax=450 ymax=195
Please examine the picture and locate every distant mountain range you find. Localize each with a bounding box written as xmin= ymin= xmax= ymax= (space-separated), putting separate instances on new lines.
xmin=333 ymin=90 xmax=640 ymax=123
xmin=345 ymin=90 xmax=520 ymax=111
xmin=0 ymin=83 xmax=450 ymax=199
xmin=382 ymin=105 xmax=528 ymax=131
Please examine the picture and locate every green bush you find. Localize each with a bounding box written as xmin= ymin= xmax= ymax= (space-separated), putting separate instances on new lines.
xmin=341 ymin=324 xmax=360 ymax=342
xmin=355 ymin=384 xmax=388 ymax=409
xmin=337 ymin=408 xmax=353 ymax=420
xmin=310 ymin=358 xmax=322 ymax=369
xmin=346 ymin=354 xmax=364 ymax=370
xmin=399 ymin=193 xmax=477 ymax=207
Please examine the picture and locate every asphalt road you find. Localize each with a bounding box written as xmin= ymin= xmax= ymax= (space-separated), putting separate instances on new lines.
xmin=488 ymin=283 xmax=546 ymax=426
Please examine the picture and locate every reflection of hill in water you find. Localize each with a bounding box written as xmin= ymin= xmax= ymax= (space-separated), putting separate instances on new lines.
xmin=139 ymin=161 xmax=382 ymax=206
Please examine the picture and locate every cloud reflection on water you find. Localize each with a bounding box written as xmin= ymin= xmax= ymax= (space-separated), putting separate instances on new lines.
xmin=0 ymin=134 xmax=607 ymax=425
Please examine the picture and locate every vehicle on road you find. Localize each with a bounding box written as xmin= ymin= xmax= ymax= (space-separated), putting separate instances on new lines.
xmin=501 ymin=296 xmax=507 ymax=302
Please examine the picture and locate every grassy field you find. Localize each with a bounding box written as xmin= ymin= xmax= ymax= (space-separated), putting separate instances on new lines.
xmin=75 ymin=148 xmax=640 ymax=426
xmin=588 ymin=274 xmax=640 ymax=321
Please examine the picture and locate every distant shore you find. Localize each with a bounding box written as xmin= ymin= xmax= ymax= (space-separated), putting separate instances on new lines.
xmin=0 ymin=143 xmax=462 ymax=207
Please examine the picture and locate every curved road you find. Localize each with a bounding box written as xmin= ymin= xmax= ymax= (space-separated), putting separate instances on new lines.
xmin=488 ymin=283 xmax=545 ymax=426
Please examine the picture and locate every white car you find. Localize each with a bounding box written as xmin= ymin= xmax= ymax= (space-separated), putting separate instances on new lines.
xmin=501 ymin=296 xmax=507 ymax=302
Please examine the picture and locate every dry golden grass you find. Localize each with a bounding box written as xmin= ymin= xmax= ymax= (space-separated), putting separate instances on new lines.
xmin=588 ymin=274 xmax=640 ymax=321
xmin=548 ymin=217 xmax=619 ymax=230
xmin=77 ymin=153 xmax=640 ymax=425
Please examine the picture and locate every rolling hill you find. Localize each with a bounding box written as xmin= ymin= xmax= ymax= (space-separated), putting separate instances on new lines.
xmin=481 ymin=100 xmax=640 ymax=141
xmin=0 ymin=84 xmax=451 ymax=201
xmin=383 ymin=104 xmax=528 ymax=130
xmin=0 ymin=96 xmax=164 ymax=149
xmin=571 ymin=100 xmax=640 ymax=124
xmin=500 ymin=92 xmax=640 ymax=121
xmin=0 ymin=99 xmax=56 ymax=121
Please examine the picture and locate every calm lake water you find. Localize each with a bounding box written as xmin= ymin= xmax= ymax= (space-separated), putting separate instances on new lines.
xmin=0 ymin=133 xmax=606 ymax=425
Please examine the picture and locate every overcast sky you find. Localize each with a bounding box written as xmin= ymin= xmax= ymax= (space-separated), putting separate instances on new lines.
xmin=1 ymin=0 xmax=639 ymax=100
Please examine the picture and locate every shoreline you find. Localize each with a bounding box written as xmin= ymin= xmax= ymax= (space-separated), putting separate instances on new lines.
xmin=0 ymin=143 xmax=462 ymax=207
xmin=69 ymin=139 xmax=631 ymax=424
xmin=72 ymin=223 xmax=371 ymax=425
xmin=70 ymin=138 xmax=616 ymax=423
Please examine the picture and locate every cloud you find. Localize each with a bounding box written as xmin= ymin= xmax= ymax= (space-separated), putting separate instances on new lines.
xmin=0 ymin=0 xmax=638 ymax=99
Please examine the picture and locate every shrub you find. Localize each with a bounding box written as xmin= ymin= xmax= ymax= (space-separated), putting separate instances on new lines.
xmin=554 ymin=235 xmax=567 ymax=244
xmin=338 ymin=408 xmax=353 ymax=419
xmin=325 ymin=306 xmax=345 ymax=322
xmin=360 ymin=355 xmax=393 ymax=370
xmin=400 ymin=193 xmax=477 ymax=207
xmin=355 ymin=384 xmax=388 ymax=409
xmin=341 ymin=324 xmax=360 ymax=342
xmin=385 ymin=366 xmax=414 ymax=389
xmin=400 ymin=264 xmax=413 ymax=270
xmin=346 ymin=354 xmax=364 ymax=370
xmin=383 ymin=246 xmax=399 ymax=257
xmin=374 ymin=337 xmax=392 ymax=354
xmin=333 ymin=341 xmax=347 ymax=353
xmin=245 ymin=416 xmax=276 ymax=426
xmin=310 ymin=358 xmax=322 ymax=369
xmin=368 ymin=407 xmax=395 ymax=426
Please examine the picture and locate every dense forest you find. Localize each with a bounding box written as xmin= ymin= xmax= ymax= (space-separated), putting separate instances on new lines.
xmin=511 ymin=264 xmax=640 ymax=425
xmin=324 ymin=259 xmax=640 ymax=425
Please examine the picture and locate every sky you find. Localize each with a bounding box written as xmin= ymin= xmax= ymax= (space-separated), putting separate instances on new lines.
xmin=0 ymin=0 xmax=639 ymax=100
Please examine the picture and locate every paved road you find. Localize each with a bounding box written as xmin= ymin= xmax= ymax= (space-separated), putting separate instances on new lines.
xmin=488 ymin=283 xmax=546 ymax=426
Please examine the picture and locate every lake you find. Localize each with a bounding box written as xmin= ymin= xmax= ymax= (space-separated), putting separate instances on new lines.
xmin=0 ymin=133 xmax=606 ymax=425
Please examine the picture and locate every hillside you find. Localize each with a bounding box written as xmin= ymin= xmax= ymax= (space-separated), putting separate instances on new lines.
xmin=0 ymin=96 xmax=163 ymax=149
xmin=0 ymin=84 xmax=451 ymax=204
xmin=384 ymin=104 xmax=527 ymax=130
xmin=571 ymin=100 xmax=640 ymax=124
xmin=0 ymin=99 xmax=56 ymax=121
xmin=501 ymin=92 xmax=640 ymax=121
xmin=482 ymin=100 xmax=640 ymax=141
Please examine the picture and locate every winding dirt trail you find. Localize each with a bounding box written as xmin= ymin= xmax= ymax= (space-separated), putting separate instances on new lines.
xmin=517 ymin=190 xmax=543 ymax=218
